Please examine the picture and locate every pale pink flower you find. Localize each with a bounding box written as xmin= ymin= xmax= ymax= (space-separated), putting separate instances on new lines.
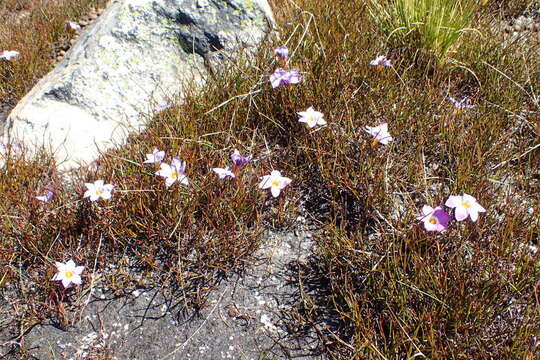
xmin=445 ymin=193 xmax=486 ymax=222
xmin=298 ymin=107 xmax=326 ymax=128
xmin=416 ymin=205 xmax=451 ymax=232
xmin=156 ymin=157 xmax=189 ymax=187
xmin=143 ymin=148 xmax=165 ymax=164
xmin=212 ymin=166 xmax=235 ymax=180
xmin=365 ymin=123 xmax=393 ymax=145
xmin=52 ymin=260 xmax=84 ymax=288
xmin=270 ymin=68 xmax=302 ymax=88
xmin=84 ymin=180 xmax=114 ymax=201
xmin=259 ymin=170 xmax=292 ymax=198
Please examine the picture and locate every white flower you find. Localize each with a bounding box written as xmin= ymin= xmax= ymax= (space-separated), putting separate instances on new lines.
xmin=259 ymin=170 xmax=292 ymax=198
xmin=445 ymin=193 xmax=486 ymax=222
xmin=143 ymin=148 xmax=165 ymax=164
xmin=212 ymin=166 xmax=235 ymax=180
xmin=156 ymin=157 xmax=189 ymax=187
xmin=365 ymin=123 xmax=393 ymax=145
xmin=83 ymin=180 xmax=114 ymax=201
xmin=297 ymin=107 xmax=326 ymax=128
xmin=0 ymin=50 xmax=20 ymax=61
xmin=52 ymin=260 xmax=84 ymax=288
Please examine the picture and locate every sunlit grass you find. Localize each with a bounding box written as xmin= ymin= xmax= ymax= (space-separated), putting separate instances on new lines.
xmin=366 ymin=0 xmax=482 ymax=63
xmin=0 ymin=0 xmax=539 ymax=358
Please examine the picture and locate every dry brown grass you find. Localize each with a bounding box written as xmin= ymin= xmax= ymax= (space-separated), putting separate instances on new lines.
xmin=0 ymin=0 xmax=106 ymax=107
xmin=0 ymin=0 xmax=539 ymax=358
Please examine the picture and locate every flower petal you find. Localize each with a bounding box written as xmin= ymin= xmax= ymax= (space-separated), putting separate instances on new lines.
xmin=61 ymin=278 xmax=72 ymax=288
xmin=454 ymin=206 xmax=468 ymax=221
xmin=469 ymin=209 xmax=479 ymax=222
xmin=179 ymin=176 xmax=189 ymax=186
xmin=280 ymin=177 xmax=292 ymax=188
xmin=270 ymin=186 xmax=281 ymax=198
xmin=445 ymin=195 xmax=462 ymax=208
xmin=71 ymin=275 xmax=82 ymax=285
xmin=259 ymin=176 xmax=271 ymax=189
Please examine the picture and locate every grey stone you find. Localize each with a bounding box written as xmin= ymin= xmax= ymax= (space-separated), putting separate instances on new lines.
xmin=3 ymin=0 xmax=274 ymax=171
xmin=19 ymin=231 xmax=323 ymax=359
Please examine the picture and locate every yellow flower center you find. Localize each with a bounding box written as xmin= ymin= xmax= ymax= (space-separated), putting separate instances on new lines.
xmin=271 ymin=179 xmax=281 ymax=187
xmin=428 ymin=217 xmax=437 ymax=225
xmin=95 ymin=189 xmax=103 ymax=195
xmin=461 ymin=202 xmax=471 ymax=208
xmin=171 ymin=170 xmax=179 ymax=179
xmin=65 ymin=271 xmax=74 ymax=278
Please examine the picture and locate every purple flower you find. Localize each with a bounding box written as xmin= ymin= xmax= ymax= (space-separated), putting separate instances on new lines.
xmin=230 ymin=149 xmax=252 ymax=167
xmin=416 ymin=205 xmax=451 ymax=232
xmin=274 ymin=45 xmax=289 ymax=60
xmin=270 ymin=68 xmax=302 ymax=88
xmin=36 ymin=190 xmax=54 ymax=202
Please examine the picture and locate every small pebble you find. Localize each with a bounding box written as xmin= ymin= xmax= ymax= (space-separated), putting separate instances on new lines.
xmin=56 ymin=56 xmax=62 ymax=61
xmin=59 ymin=50 xmax=66 ymax=56
xmin=513 ymin=24 xmax=522 ymax=32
